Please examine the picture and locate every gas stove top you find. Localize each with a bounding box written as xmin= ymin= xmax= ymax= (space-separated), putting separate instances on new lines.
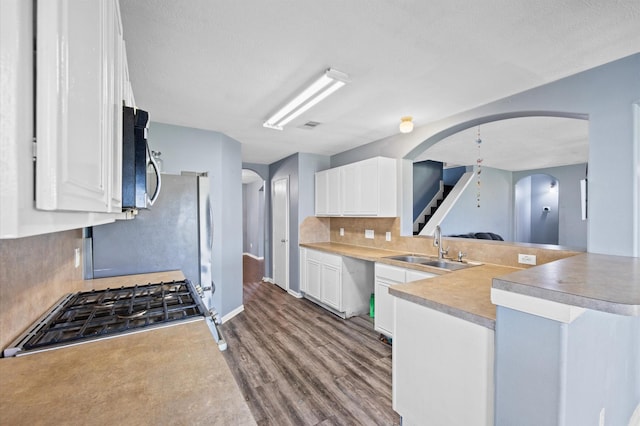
xmin=4 ymin=279 xmax=212 ymax=357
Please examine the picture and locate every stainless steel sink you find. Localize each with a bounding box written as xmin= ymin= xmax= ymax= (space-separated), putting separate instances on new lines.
xmin=383 ymin=254 xmax=479 ymax=271
xmin=419 ymin=260 xmax=472 ymax=271
xmin=384 ymin=255 xmax=432 ymax=264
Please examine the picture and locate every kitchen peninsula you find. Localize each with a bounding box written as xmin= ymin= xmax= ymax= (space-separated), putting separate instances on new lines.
xmin=299 ymin=216 xmax=640 ymax=426
xmin=0 ymin=271 xmax=256 ymax=426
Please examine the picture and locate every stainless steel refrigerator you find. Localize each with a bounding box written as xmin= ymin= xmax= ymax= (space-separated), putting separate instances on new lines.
xmin=91 ymin=173 xmax=213 ymax=310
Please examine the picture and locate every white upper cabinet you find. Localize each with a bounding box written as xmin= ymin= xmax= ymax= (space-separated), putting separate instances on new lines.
xmin=315 ymin=157 xmax=397 ymax=217
xmin=36 ymin=0 xmax=124 ymax=213
xmin=315 ymin=167 xmax=342 ymax=216
xmin=0 ymin=0 xmax=131 ymax=239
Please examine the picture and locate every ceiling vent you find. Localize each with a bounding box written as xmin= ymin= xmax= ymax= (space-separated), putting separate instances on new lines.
xmin=300 ymin=121 xmax=321 ymax=130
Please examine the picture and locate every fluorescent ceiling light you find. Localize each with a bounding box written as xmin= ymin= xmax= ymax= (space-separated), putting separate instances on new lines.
xmin=263 ymin=68 xmax=349 ymax=130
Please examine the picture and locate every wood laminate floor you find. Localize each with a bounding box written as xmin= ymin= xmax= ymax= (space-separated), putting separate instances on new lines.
xmin=220 ymin=256 xmax=399 ymax=425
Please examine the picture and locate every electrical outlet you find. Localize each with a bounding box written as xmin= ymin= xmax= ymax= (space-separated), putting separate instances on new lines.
xmin=386 ymin=232 xmax=391 ymax=241
xmin=365 ymin=229 xmax=374 ymax=239
xmin=340 ymin=228 xmax=344 ymax=236
xmin=518 ymin=254 xmax=537 ymax=265
xmin=74 ymin=248 xmax=80 ymax=268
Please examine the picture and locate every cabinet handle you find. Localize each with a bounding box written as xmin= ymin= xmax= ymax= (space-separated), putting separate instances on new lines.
xmin=280 ymin=239 xmax=287 ymax=243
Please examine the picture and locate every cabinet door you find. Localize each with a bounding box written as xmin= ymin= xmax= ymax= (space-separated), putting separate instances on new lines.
xmin=326 ymin=167 xmax=342 ymax=215
xmin=315 ymin=171 xmax=328 ymax=216
xmin=306 ymin=259 xmax=322 ymax=300
xmin=341 ymin=163 xmax=360 ymax=215
xmin=358 ymin=158 xmax=379 ymax=215
xmin=321 ymin=263 xmax=342 ymax=311
xmin=36 ymin=0 xmax=121 ymax=212
xmin=299 ymin=248 xmax=307 ymax=292
xmin=375 ymin=279 xmax=396 ymax=337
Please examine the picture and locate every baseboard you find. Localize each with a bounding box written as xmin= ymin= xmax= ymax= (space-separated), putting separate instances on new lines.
xmin=288 ymin=289 xmax=303 ymax=299
xmin=242 ymin=252 xmax=264 ymax=260
xmin=221 ymin=305 xmax=245 ymax=323
xmin=262 ymin=277 xmax=273 ymax=283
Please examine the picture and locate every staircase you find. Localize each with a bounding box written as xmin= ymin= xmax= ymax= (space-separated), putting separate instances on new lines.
xmin=419 ymin=171 xmax=475 ymax=237
xmin=413 ymin=184 xmax=453 ymax=235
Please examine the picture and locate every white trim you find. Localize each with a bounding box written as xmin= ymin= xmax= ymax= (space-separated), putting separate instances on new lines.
xmin=221 ymin=305 xmax=245 ymax=323
xmin=633 ymin=101 xmax=640 ymax=258
xmin=491 ymin=288 xmax=586 ymax=323
xmin=420 ymin=171 xmax=475 ymax=236
xmin=262 ymin=276 xmax=273 ymax=283
xmin=242 ymin=252 xmax=264 ymax=260
xmin=413 ymin=180 xmax=444 ymax=233
xmin=288 ymin=290 xmax=303 ymax=298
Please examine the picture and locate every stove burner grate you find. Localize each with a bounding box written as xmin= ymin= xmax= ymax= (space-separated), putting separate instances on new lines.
xmin=20 ymin=280 xmax=205 ymax=351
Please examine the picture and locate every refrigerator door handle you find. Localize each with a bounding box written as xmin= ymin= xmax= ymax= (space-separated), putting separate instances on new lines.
xmin=146 ymin=140 xmax=162 ymax=206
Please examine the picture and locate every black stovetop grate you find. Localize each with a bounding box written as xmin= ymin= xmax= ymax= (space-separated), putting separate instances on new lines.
xmin=23 ymin=280 xmax=205 ymax=350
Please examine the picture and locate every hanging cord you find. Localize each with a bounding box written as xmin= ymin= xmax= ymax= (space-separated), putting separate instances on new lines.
xmin=476 ymin=126 xmax=483 ymax=208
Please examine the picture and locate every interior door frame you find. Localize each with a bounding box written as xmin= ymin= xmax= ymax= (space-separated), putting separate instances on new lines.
xmin=271 ymin=176 xmax=290 ymax=291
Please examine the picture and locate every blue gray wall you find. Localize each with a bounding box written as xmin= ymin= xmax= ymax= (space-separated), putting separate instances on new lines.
xmin=242 ymin=162 xmax=270 ymax=269
xmin=514 ymin=163 xmax=587 ymax=249
xmin=495 ymin=307 xmax=640 ymax=426
xmin=242 ymin=179 xmax=264 ymax=257
xmin=440 ymin=167 xmax=513 ymax=240
xmin=268 ymin=153 xmax=329 ymax=293
xmin=413 ymin=160 xmax=442 ymax=221
xmin=148 ymin=122 xmax=243 ymax=318
xmin=330 ymin=53 xmax=640 ymax=257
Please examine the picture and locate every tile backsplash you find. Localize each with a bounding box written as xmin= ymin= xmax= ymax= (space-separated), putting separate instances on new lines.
xmin=301 ymin=216 xmax=581 ymax=268
xmin=0 ymin=229 xmax=84 ymax=350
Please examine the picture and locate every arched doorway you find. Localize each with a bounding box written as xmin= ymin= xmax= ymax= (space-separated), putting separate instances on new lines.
xmin=242 ymin=169 xmax=266 ymax=283
xmin=514 ymin=174 xmax=560 ymax=245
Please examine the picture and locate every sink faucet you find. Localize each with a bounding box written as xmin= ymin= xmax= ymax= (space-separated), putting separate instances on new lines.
xmin=434 ymin=225 xmax=448 ymax=260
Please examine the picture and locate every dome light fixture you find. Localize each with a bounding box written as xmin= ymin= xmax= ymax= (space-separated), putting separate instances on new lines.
xmin=399 ymin=116 xmax=414 ymax=133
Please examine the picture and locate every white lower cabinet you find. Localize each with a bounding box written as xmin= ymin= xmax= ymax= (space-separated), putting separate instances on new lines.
xmin=301 ymin=248 xmax=373 ymax=318
xmin=374 ymin=263 xmax=435 ymax=337
xmin=392 ymin=297 xmax=494 ymax=426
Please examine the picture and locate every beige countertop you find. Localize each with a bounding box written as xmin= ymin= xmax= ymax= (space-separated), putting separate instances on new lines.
xmin=492 ymin=253 xmax=640 ymax=316
xmin=301 ymin=241 xmax=450 ymax=275
xmin=0 ymin=271 xmax=256 ymax=426
xmin=301 ymin=242 xmax=520 ymax=329
xmin=389 ymin=264 xmax=520 ymax=329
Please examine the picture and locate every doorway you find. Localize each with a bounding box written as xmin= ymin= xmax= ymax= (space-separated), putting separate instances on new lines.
xmin=514 ymin=174 xmax=560 ymax=245
xmin=242 ymin=169 xmax=266 ymax=283
xmin=272 ymin=177 xmax=289 ymax=291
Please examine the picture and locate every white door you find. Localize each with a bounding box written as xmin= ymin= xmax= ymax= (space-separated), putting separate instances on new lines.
xmin=272 ymin=177 xmax=289 ymax=291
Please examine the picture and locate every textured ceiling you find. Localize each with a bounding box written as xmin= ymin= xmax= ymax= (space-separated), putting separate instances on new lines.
xmin=119 ymin=0 xmax=640 ymax=165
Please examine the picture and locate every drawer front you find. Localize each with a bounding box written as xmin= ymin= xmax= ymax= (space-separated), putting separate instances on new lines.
xmin=406 ymin=270 xmax=437 ymax=282
xmin=375 ymin=263 xmax=406 ymax=282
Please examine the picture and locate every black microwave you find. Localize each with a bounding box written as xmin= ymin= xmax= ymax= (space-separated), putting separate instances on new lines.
xmin=121 ymin=107 xmax=160 ymax=210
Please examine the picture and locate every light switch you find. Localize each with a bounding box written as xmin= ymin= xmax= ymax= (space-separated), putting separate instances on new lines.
xmin=340 ymin=228 xmax=344 ymax=236
xmin=385 ymin=232 xmax=391 ymax=241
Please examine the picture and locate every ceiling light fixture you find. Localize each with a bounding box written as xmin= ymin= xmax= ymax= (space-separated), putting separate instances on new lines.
xmin=263 ymin=68 xmax=350 ymax=130
xmin=399 ymin=116 xmax=414 ymax=133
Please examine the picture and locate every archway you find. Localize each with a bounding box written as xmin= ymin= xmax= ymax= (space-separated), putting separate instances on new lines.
xmin=242 ymin=168 xmax=266 ymax=283
xmin=514 ymin=174 xmax=560 ymax=245
xmin=402 ymin=111 xmax=588 ymax=249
